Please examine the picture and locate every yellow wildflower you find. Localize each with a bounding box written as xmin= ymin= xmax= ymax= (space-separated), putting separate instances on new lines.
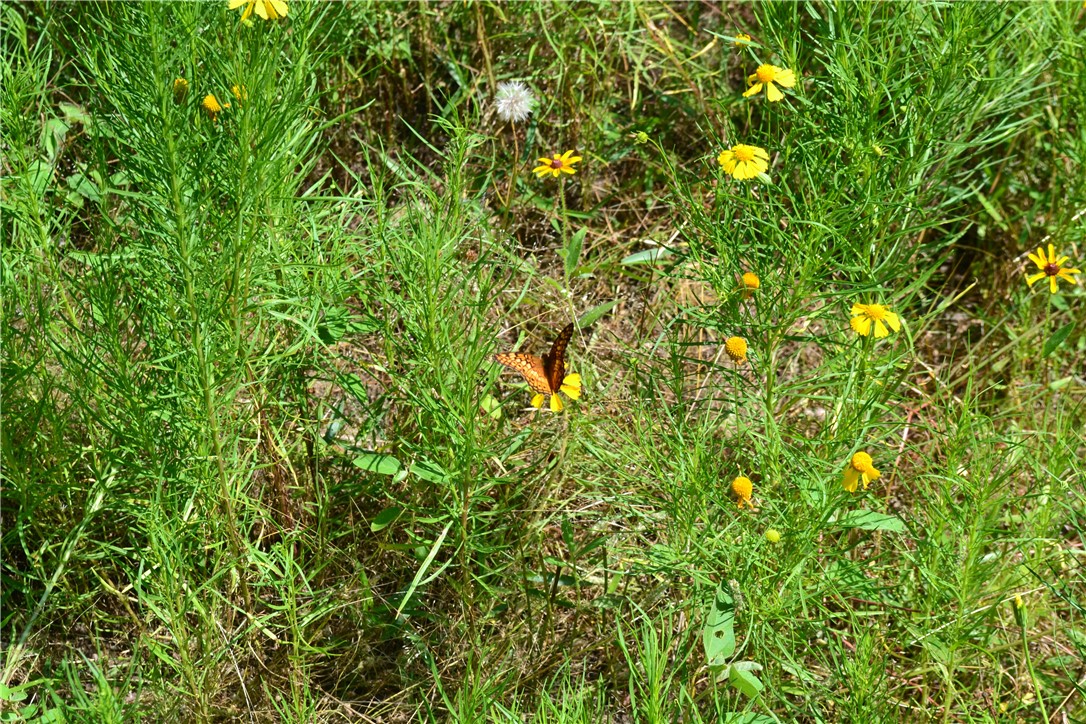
xmin=731 ymin=476 xmax=753 ymax=509
xmin=717 ymin=144 xmax=769 ymax=180
xmin=228 ymin=0 xmax=288 ymax=21
xmin=765 ymin=529 xmax=781 ymax=543
xmin=842 ymin=452 xmax=880 ymax=493
xmin=1026 ymin=243 xmax=1081 ymax=293
xmin=531 ymin=373 xmax=582 ymax=413
xmin=741 ymin=271 xmax=760 ymax=298
xmin=201 ymin=94 xmax=229 ymax=121
xmin=172 ymin=78 xmax=189 ymax=104
xmin=533 ymin=150 xmax=582 ymax=179
xmin=743 ymin=64 xmax=796 ymax=102
xmin=850 ymin=303 xmax=901 ymax=338
xmin=231 ymin=84 xmax=248 ymax=102
xmin=724 ymin=336 xmax=748 ymax=365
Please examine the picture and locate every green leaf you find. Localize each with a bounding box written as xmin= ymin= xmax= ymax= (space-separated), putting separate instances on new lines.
xmin=837 ymin=509 xmax=906 ymax=533
xmin=371 ymin=506 xmax=403 ymax=532
xmin=352 ymin=453 xmax=402 ymax=476
xmin=728 ymin=665 xmax=765 ymax=699
xmin=1043 ymin=321 xmax=1074 ymax=357
xmin=318 ymin=307 xmax=350 ymax=344
xmin=621 ymin=247 xmax=672 ymax=265
xmin=410 ymin=458 xmax=449 ymax=484
xmin=479 ymin=394 xmax=502 ymax=420
xmin=578 ymin=300 xmax=618 ymax=328
xmin=703 ymin=580 xmax=737 ymax=664
xmin=565 ymin=227 xmax=586 ymax=278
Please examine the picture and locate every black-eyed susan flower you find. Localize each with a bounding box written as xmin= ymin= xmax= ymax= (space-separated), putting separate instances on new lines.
xmin=731 ymin=476 xmax=753 ymax=509
xmin=1026 ymin=244 xmax=1081 ymax=293
xmin=718 ymin=144 xmax=769 ymax=180
xmin=531 ymin=373 xmax=582 ymax=413
xmin=850 ymin=303 xmax=901 ymax=338
xmin=173 ymin=78 xmax=189 ymax=104
xmin=842 ymin=451 xmax=880 ymax=493
xmin=495 ymin=80 xmax=535 ymax=124
xmin=734 ymin=33 xmax=752 ymax=47
xmin=201 ymin=94 xmax=229 ymax=121
xmin=741 ymin=271 xmax=760 ymax=299
xmin=228 ymin=0 xmax=288 ymax=21
xmin=533 ymin=150 xmax=582 ymax=179
xmin=743 ymin=64 xmax=796 ymax=102
xmin=724 ymin=336 xmax=748 ymax=365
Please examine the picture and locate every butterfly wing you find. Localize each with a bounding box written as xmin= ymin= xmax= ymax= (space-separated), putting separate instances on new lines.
xmin=542 ymin=323 xmax=574 ymax=393
xmin=495 ymin=352 xmax=552 ymax=394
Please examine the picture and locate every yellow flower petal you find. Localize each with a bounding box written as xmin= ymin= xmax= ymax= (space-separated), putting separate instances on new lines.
xmin=883 ymin=311 xmax=901 ymax=332
xmin=850 ymin=315 xmax=873 ymax=336
xmin=1027 ymin=250 xmax=1044 ymax=268
xmin=842 ymin=467 xmax=860 ymax=493
xmin=550 ymin=394 xmax=563 ymax=412
xmin=873 ymin=320 xmax=889 ymax=338
xmin=1050 ymin=276 xmax=1058 ymax=294
xmin=775 ymin=68 xmax=797 ymax=87
xmin=228 ymin=0 xmax=247 ymax=7
xmin=742 ymin=83 xmax=763 ymax=98
xmin=254 ymin=0 xmax=269 ymax=19
xmin=765 ymin=82 xmax=784 ymax=102
xmin=268 ymin=0 xmax=288 ymax=17
xmin=1025 ymin=271 xmax=1046 ymax=287
xmin=531 ymin=393 xmax=545 ymax=409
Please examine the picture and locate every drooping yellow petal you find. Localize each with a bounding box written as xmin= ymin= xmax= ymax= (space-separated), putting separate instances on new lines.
xmin=842 ymin=467 xmax=860 ymax=493
xmin=765 ymin=82 xmax=784 ymax=102
xmin=851 ymin=315 xmax=873 ymax=336
xmin=883 ymin=311 xmax=901 ymax=332
xmin=531 ymin=393 xmax=546 ymax=409
xmin=550 ymin=394 xmax=563 ymax=412
xmin=267 ymin=0 xmax=288 ymax=17
xmin=873 ymin=320 xmax=889 ymax=338
xmin=851 ymin=303 xmax=867 ymax=316
xmin=254 ymin=0 xmax=269 ymax=19
xmin=774 ymin=68 xmax=797 ymax=87
xmin=743 ymin=83 xmax=763 ymax=98
xmin=1050 ymin=275 xmax=1059 ymax=293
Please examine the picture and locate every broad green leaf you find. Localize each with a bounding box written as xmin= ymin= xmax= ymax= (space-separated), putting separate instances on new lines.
xmin=578 ymin=300 xmax=617 ymax=328
xmin=728 ymin=665 xmax=765 ymax=699
xmin=371 ymin=506 xmax=403 ymax=532
xmin=837 ymin=509 xmax=906 ymax=533
xmin=1043 ymin=321 xmax=1074 ymax=358
xmin=703 ymin=579 xmax=737 ymax=664
xmin=352 ymin=453 xmax=402 ymax=476
xmin=479 ymin=394 xmax=502 ymax=420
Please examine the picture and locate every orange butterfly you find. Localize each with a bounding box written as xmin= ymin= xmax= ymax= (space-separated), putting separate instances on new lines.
xmin=495 ymin=323 xmax=582 ymax=412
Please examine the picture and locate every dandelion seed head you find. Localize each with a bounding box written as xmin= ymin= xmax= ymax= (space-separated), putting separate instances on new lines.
xmin=495 ymin=80 xmax=535 ymax=124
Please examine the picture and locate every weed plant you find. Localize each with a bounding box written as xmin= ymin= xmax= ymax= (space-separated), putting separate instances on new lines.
xmin=2 ymin=1 xmax=1084 ymax=721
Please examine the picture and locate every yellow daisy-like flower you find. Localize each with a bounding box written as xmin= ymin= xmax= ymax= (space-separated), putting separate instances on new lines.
xmin=717 ymin=144 xmax=769 ymax=180
xmin=228 ymin=0 xmax=288 ymax=21
xmin=734 ymin=33 xmax=752 ymax=47
xmin=842 ymin=451 xmax=880 ymax=493
xmin=741 ymin=271 xmax=760 ymax=299
xmin=724 ymin=336 xmax=748 ymax=365
xmin=531 ymin=373 xmax=582 ymax=413
xmin=850 ymin=303 xmax=901 ymax=339
xmin=743 ymin=64 xmax=796 ymax=102
xmin=533 ymin=150 xmax=582 ymax=179
xmin=1025 ymin=244 xmax=1081 ymax=293
xmin=201 ymin=93 xmax=229 ymax=121
xmin=731 ymin=476 xmax=753 ymax=509
xmin=172 ymin=78 xmax=189 ymax=104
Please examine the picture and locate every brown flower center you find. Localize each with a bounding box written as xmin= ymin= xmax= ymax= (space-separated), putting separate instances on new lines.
xmin=551 ymin=158 xmax=564 ymax=169
xmin=1045 ymin=263 xmax=1060 ymax=277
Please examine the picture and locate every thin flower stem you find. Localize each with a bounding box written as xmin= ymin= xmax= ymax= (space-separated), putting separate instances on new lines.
xmin=503 ymin=121 xmax=519 ymax=224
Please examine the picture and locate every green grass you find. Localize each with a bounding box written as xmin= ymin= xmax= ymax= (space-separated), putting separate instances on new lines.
xmin=2 ymin=1 xmax=1085 ymax=721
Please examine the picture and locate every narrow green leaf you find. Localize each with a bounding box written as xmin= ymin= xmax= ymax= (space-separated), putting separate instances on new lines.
xmin=578 ymin=300 xmax=617 ymax=328
xmin=565 ymin=227 xmax=586 ymax=278
xmin=837 ymin=509 xmax=906 ymax=533
xmin=352 ymin=453 xmax=402 ymax=476
xmin=1043 ymin=321 xmax=1074 ymax=357
xmin=621 ymin=247 xmax=672 ymax=265
xmin=371 ymin=506 xmax=403 ymax=532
